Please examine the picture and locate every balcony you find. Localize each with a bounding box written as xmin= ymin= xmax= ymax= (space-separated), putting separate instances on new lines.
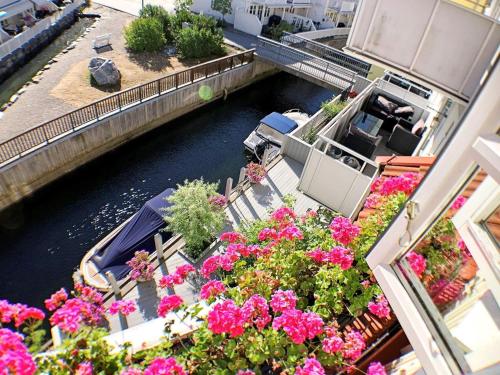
xmin=346 ymin=0 xmax=500 ymax=102
xmin=287 ymin=0 xmax=312 ymax=6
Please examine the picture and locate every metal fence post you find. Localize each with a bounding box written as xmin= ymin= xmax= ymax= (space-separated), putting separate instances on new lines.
xmin=225 ymin=177 xmax=233 ymax=201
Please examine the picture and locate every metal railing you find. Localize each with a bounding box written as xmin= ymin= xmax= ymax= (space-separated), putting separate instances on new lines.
xmin=383 ymin=71 xmax=432 ymax=99
xmin=280 ymin=32 xmax=370 ymax=77
xmin=0 ymin=50 xmax=255 ymax=166
xmin=256 ymin=36 xmax=356 ymax=90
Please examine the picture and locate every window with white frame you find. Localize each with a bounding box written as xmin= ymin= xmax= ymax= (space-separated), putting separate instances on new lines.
xmin=264 ymin=7 xmax=270 ymax=17
xmin=366 ymin=57 xmax=499 ymax=375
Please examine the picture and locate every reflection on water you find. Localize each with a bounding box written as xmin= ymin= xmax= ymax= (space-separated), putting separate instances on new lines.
xmin=0 ymin=73 xmax=335 ymax=308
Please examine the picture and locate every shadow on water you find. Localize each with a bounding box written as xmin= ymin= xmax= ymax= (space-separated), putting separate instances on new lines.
xmin=0 ymin=72 xmax=336 ymax=308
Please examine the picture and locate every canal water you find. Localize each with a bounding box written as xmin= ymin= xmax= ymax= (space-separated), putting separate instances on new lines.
xmin=0 ymin=73 xmax=334 ymax=309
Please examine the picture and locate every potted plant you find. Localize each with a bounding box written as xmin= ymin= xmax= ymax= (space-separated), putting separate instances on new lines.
xmin=126 ymin=250 xmax=154 ymax=282
xmin=245 ymin=162 xmax=266 ymax=184
xmin=163 ymin=179 xmax=226 ymax=260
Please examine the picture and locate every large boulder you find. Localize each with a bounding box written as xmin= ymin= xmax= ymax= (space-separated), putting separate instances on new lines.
xmin=88 ymin=57 xmax=120 ymax=86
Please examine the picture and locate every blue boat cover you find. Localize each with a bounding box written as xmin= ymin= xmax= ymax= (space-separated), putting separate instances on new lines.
xmin=91 ymin=188 xmax=175 ymax=279
xmin=260 ymin=112 xmax=298 ymax=134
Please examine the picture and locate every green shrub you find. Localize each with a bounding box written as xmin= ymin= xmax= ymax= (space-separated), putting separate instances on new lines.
xmin=176 ymin=25 xmax=225 ymax=59
xmin=269 ymin=21 xmax=293 ymax=41
xmin=321 ymin=100 xmax=347 ymax=119
xmin=301 ymin=125 xmax=319 ymax=145
xmin=139 ymin=4 xmax=174 ymax=43
xmin=124 ymin=17 xmax=166 ymax=53
xmin=164 ymin=180 xmax=226 ymax=258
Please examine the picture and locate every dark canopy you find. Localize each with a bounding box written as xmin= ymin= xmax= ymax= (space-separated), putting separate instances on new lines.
xmin=260 ymin=112 xmax=298 ymax=134
xmin=91 ymin=188 xmax=175 ymax=279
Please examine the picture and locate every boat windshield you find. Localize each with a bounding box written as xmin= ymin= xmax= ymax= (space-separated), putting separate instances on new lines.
xmin=256 ymin=124 xmax=286 ymax=145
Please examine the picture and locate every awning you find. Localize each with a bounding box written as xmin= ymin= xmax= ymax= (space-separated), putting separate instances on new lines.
xmin=260 ymin=112 xmax=298 ymax=134
xmin=0 ymin=0 xmax=33 ymax=21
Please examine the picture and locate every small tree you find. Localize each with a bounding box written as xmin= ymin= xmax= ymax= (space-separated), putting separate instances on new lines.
xmin=176 ymin=25 xmax=225 ymax=59
xmin=211 ymin=0 xmax=232 ymax=26
xmin=139 ymin=4 xmax=174 ymax=43
xmin=164 ymin=180 xmax=226 ymax=258
xmin=124 ymin=17 xmax=166 ymax=52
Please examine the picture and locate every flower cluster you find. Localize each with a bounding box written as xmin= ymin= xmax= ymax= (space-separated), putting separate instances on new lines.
xmin=371 ymin=172 xmax=421 ymax=196
xmin=208 ymin=194 xmax=227 ymax=209
xmin=364 ymin=193 xmax=382 ymax=209
xmin=144 ymin=357 xmax=186 ymax=375
xmin=220 ymin=231 xmax=246 ymax=244
xmin=237 ymin=371 xmax=255 ymax=375
xmin=108 ymin=300 xmax=137 ymax=316
xmin=245 ymin=162 xmax=267 ymax=184
xmin=207 ymin=299 xmax=247 ymax=337
xmin=159 ymin=264 xmax=196 ymax=289
xmin=126 ymin=250 xmax=154 ymax=281
xmin=270 ymin=289 xmax=297 ymax=313
xmin=75 ymin=362 xmax=93 ymax=375
xmin=451 ymin=195 xmax=467 ymax=210
xmin=406 ymin=251 xmax=427 ymax=278
xmin=199 ymin=280 xmax=226 ymax=300
xmin=367 ymin=361 xmax=387 ymax=375
xmin=242 ymin=294 xmax=271 ymax=331
xmin=272 ymin=309 xmax=324 ymax=344
xmin=0 ymin=328 xmax=36 ymax=375
xmin=306 ymin=247 xmax=353 ymax=270
xmin=322 ymin=326 xmax=344 ymax=354
xmin=368 ymin=295 xmax=391 ymax=319
xmin=157 ymin=295 xmax=183 ymax=318
xmin=329 ymin=217 xmax=360 ymax=246
xmin=44 ymin=288 xmax=68 ymax=311
xmin=342 ymin=331 xmax=366 ymax=361
xmin=295 ymin=358 xmax=325 ymax=375
xmin=271 ymin=207 xmax=297 ymax=224
xmin=50 ymin=298 xmax=103 ymax=333
xmin=200 ymin=254 xmax=235 ymax=279
xmin=0 ymin=300 xmax=45 ymax=328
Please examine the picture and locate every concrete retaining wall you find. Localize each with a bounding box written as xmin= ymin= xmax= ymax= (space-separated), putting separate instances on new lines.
xmin=0 ymin=60 xmax=276 ymax=211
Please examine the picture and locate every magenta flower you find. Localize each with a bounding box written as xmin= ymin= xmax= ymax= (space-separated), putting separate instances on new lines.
xmin=451 ymin=195 xmax=467 ymax=210
xmin=200 ymin=255 xmax=221 ymax=278
xmin=306 ymin=248 xmax=329 ymax=263
xmin=208 ymin=194 xmax=227 ymax=209
xmin=220 ymin=231 xmax=246 ymax=244
xmin=361 ymin=280 xmax=370 ymax=288
xmin=237 ymin=371 xmax=255 ymax=375
xmin=271 ymin=207 xmax=297 ymax=222
xmin=327 ymin=246 xmax=354 ymax=270
xmin=378 ymin=172 xmax=421 ymax=196
xmin=242 ymin=294 xmax=271 ymax=331
xmin=0 ymin=328 xmax=37 ymax=375
xmin=74 ymin=283 xmax=104 ymax=305
xmin=295 ymin=358 xmax=325 ymax=375
xmin=44 ymin=288 xmax=68 ymax=311
xmin=108 ymin=300 xmax=136 ymax=316
xmin=368 ymin=295 xmax=391 ymax=319
xmin=322 ymin=334 xmax=344 ymax=354
xmin=367 ymin=361 xmax=387 ymax=375
xmin=13 ymin=306 xmax=45 ymax=328
xmin=144 ymin=357 xmax=186 ymax=375
xmin=200 ymin=280 xmax=226 ymax=300
xmin=126 ymin=250 xmax=154 ymax=281
xmin=245 ymin=162 xmax=267 ymax=184
xmin=342 ymin=330 xmax=366 ymax=361
xmin=76 ymin=362 xmax=93 ymax=375
xmin=270 ymin=289 xmax=297 ymax=313
xmin=50 ymin=297 xmax=104 ymax=333
xmin=272 ymin=309 xmax=324 ymax=344
xmin=364 ymin=193 xmax=382 ymax=209
xmin=258 ymin=227 xmax=278 ymax=242
xmin=277 ymin=225 xmax=303 ymax=241
xmin=207 ymin=299 xmax=247 ymax=337
xmin=157 ymin=295 xmax=183 ymax=317
xmin=406 ymin=251 xmax=426 ymax=278
xmin=329 ymin=217 xmax=360 ymax=246
xmin=159 ymin=264 xmax=195 ymax=289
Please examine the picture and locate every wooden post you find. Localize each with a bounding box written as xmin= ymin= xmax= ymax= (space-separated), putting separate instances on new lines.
xmin=154 ymin=233 xmax=164 ymax=261
xmin=238 ymin=167 xmax=246 ymax=185
xmin=225 ymin=177 xmax=233 ymax=200
xmin=105 ymin=271 xmax=121 ymax=299
xmin=261 ymin=147 xmax=271 ymax=167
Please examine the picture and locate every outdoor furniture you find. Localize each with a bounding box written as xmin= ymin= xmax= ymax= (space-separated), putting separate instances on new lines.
xmin=350 ymin=111 xmax=383 ymax=136
xmin=387 ymin=119 xmax=426 ymax=155
xmin=92 ymin=33 xmax=112 ymax=49
xmin=363 ymin=93 xmax=415 ymax=130
xmin=341 ymin=111 xmax=383 ymax=158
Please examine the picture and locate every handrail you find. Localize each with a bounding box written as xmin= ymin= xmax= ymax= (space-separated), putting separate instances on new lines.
xmin=0 ymin=50 xmax=255 ymax=167
xmin=280 ymin=32 xmax=370 ymax=77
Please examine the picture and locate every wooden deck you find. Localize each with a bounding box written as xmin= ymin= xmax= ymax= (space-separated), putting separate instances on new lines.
xmin=103 ymin=156 xmax=320 ymax=333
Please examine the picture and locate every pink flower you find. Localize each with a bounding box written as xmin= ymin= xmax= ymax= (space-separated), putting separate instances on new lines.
xmin=377 ymin=173 xmax=421 ymax=196
xmin=271 ymin=207 xmax=297 ymax=222
xmin=272 ymin=309 xmax=323 ymax=344
xmin=306 ymin=248 xmax=329 ymax=263
xmin=74 ymin=283 xmax=104 ymax=305
xmin=200 ymin=255 xmax=221 ymax=278
xmin=0 ymin=328 xmax=37 ymax=375
xmin=329 ymin=217 xmax=360 ymax=246
xmin=301 ymin=210 xmax=317 ymax=223
xmin=258 ymin=228 xmax=278 ymax=242
xmin=157 ymin=295 xmax=183 ymax=317
xmin=144 ymin=357 xmax=186 ymax=375
xmin=108 ymin=300 xmax=136 ymax=316
xmin=126 ymin=250 xmax=154 ymax=281
xmin=342 ymin=331 xmax=366 ymax=361
xmin=44 ymin=288 xmax=68 ymax=311
xmin=361 ymin=280 xmax=370 ymax=288
xmin=277 ymin=225 xmax=303 ymax=241
xmin=200 ymin=280 xmax=226 ymax=300
xmin=295 ymin=358 xmax=325 ymax=375
xmin=322 ymin=334 xmax=344 ymax=354
xmin=368 ymin=295 xmax=391 ymax=319
xmin=270 ymin=290 xmax=297 ymax=313
xmin=159 ymin=265 xmax=195 ymax=289
xmin=121 ymin=367 xmax=143 ymax=375
xmin=13 ymin=306 xmax=45 ymax=328
xmin=451 ymin=195 xmax=467 ymax=210
xmin=327 ymin=246 xmax=354 ymax=270
xmin=242 ymin=295 xmax=271 ymax=331
xmin=406 ymin=251 xmax=426 ymax=278
xmin=367 ymin=362 xmax=387 ymax=375
xmin=364 ymin=193 xmax=382 ymax=209
xmin=76 ymin=362 xmax=93 ymax=375
xmin=0 ymin=300 xmax=15 ymax=324
xmin=246 ymin=162 xmax=267 ymax=184
xmin=220 ymin=231 xmax=246 ymax=244
xmin=50 ymin=297 xmax=104 ymax=333
xmin=237 ymin=371 xmax=255 ymax=375
xmin=208 ymin=194 xmax=227 ymax=208
xmin=207 ymin=299 xmax=247 ymax=337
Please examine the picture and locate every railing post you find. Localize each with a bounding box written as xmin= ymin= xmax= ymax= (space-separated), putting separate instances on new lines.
xmin=154 ymin=233 xmax=164 ymax=262
xmin=41 ymin=124 xmax=50 ymax=144
xmin=69 ymin=112 xmax=77 ymax=130
xmin=238 ymin=167 xmax=246 ymax=185
xmin=225 ymin=177 xmax=233 ymax=201
xmin=229 ymin=56 xmax=233 ymax=69
xmin=190 ymin=68 xmax=194 ymax=83
xmin=117 ymin=93 xmax=122 ymax=111
xmin=175 ymin=73 xmax=179 ymax=88
xmin=261 ymin=147 xmax=271 ymax=167
xmin=139 ymin=86 xmax=143 ymax=102
xmin=157 ymin=79 xmax=161 ymax=95
xmin=93 ymin=103 xmax=99 ymax=121
xmin=105 ymin=271 xmax=121 ymax=299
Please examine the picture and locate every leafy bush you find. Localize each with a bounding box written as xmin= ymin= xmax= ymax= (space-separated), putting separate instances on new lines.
xmin=124 ymin=17 xmax=166 ymax=52
xmin=139 ymin=4 xmax=174 ymax=43
xmin=269 ymin=21 xmax=293 ymax=41
xmin=175 ymin=25 xmax=226 ymax=59
xmin=301 ymin=125 xmax=319 ymax=144
xmin=164 ymin=180 xmax=226 ymax=258
xmin=322 ymin=99 xmax=347 ymax=119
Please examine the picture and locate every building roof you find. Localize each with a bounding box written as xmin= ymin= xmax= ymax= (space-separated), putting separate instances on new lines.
xmin=260 ymin=112 xmax=298 ymax=134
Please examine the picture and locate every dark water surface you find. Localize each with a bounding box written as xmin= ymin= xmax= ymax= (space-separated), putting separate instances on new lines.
xmin=0 ymin=73 xmax=334 ymax=308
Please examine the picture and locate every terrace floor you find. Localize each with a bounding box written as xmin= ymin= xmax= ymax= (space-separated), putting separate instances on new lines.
xmin=102 ymin=156 xmax=320 ymax=334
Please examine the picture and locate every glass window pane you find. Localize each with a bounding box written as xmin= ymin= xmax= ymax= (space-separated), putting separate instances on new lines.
xmin=394 ymin=170 xmax=500 ymax=373
xmin=482 ymin=205 xmax=500 ymax=249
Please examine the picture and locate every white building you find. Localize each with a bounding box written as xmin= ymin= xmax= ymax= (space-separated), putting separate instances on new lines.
xmin=191 ymin=0 xmax=359 ymax=36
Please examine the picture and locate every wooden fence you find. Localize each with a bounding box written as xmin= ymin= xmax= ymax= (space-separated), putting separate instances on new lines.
xmin=0 ymin=50 xmax=255 ymax=166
